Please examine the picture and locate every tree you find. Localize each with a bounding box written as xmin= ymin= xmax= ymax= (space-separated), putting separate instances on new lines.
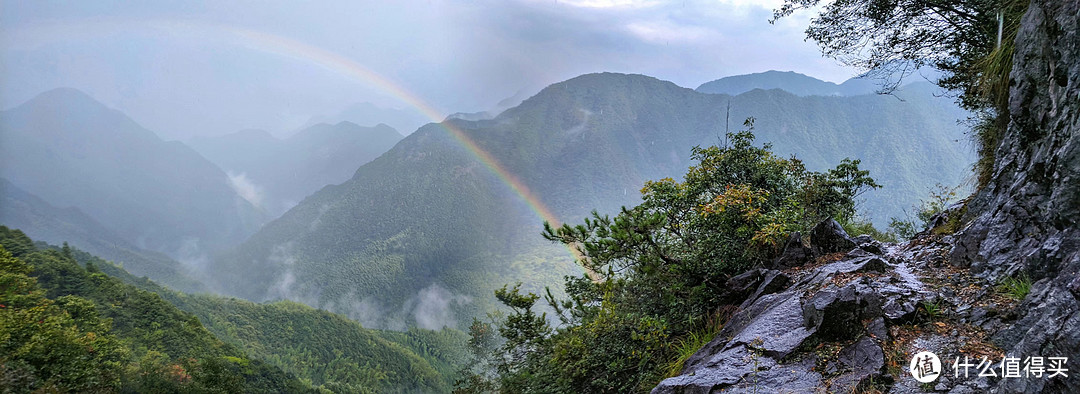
xmin=0 ymin=247 xmax=128 ymax=393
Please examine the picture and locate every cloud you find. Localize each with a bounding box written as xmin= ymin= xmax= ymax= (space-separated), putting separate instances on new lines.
xmin=409 ymin=283 xmax=472 ymax=330
xmin=554 ymin=0 xmax=662 ymax=9
xmin=226 ymin=171 xmax=264 ymax=209
xmin=625 ymin=21 xmax=717 ymax=44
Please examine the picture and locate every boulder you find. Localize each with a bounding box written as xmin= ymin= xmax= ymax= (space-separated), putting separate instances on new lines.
xmin=810 ymin=219 xmax=857 ymax=256
xmin=827 ymin=336 xmax=887 ymax=391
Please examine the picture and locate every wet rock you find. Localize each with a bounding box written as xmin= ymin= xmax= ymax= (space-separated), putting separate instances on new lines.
xmin=866 ymin=317 xmax=887 ymax=340
xmin=853 ymin=234 xmax=874 ymax=244
xmin=724 ymin=268 xmax=768 ymax=302
xmin=858 ymin=241 xmax=884 ymax=255
xmin=828 ymin=336 xmax=885 ymax=392
xmin=803 ymin=281 xmax=883 ymax=341
xmin=810 ymin=219 xmax=857 ymax=256
xmin=728 ymin=292 xmax=814 ymax=359
xmin=746 ymin=270 xmax=790 ymax=303
xmin=1069 ymin=274 xmax=1080 ymax=298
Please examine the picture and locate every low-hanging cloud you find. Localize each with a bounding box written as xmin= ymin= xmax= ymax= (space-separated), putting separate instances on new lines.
xmin=409 ymin=283 xmax=473 ymax=330
xmin=227 ymin=171 xmax=264 ymax=209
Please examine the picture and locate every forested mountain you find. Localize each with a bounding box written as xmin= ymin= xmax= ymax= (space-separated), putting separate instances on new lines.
xmin=210 ymin=72 xmax=973 ymax=329
xmin=188 ymin=122 xmax=403 ymax=217
xmin=0 ymin=226 xmax=465 ymax=393
xmin=697 ymin=70 xmax=880 ymax=96
xmin=0 ymin=178 xmax=206 ymax=293
xmin=0 ymin=88 xmax=266 ymax=261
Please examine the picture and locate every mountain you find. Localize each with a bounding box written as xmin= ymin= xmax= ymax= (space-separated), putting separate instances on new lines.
xmin=210 ymin=72 xmax=973 ymax=328
xmin=188 ymin=122 xmax=403 ymax=217
xmin=697 ymin=70 xmax=880 ymax=96
xmin=0 ymin=88 xmax=266 ymax=261
xmin=0 ymin=178 xmax=205 ymax=292
xmin=300 ymin=102 xmax=428 ymax=136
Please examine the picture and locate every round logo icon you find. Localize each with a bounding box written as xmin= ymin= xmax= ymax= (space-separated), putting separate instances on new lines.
xmin=909 ymin=351 xmax=942 ymax=383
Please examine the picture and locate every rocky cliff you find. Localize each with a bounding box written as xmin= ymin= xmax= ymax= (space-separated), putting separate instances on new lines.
xmin=654 ymin=0 xmax=1078 ymax=392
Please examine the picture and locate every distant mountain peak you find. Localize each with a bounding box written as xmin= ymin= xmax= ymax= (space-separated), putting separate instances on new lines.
xmin=17 ymin=87 xmax=116 ymax=116
xmin=31 ymin=87 xmax=100 ymax=103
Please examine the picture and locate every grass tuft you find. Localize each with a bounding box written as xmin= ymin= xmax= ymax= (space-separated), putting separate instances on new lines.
xmin=664 ymin=307 xmax=735 ymax=378
xmin=998 ymin=274 xmax=1032 ymax=301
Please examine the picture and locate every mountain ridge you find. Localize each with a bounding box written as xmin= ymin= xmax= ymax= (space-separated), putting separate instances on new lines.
xmin=211 ymin=71 xmax=974 ymax=329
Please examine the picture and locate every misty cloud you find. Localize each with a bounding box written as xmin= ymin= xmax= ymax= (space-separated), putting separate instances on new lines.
xmin=409 ymin=283 xmax=472 ymax=330
xmin=226 ymin=171 xmax=264 ymax=209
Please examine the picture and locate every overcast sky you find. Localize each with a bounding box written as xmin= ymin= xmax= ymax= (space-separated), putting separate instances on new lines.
xmin=0 ymin=0 xmax=856 ymax=140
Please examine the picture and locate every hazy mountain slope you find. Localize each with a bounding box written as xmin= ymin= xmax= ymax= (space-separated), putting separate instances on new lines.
xmin=0 ymin=88 xmax=266 ymax=260
xmin=212 ymin=72 xmax=972 ymax=328
xmin=0 ymin=178 xmax=206 ymax=292
xmin=189 ymin=122 xmax=403 ymax=216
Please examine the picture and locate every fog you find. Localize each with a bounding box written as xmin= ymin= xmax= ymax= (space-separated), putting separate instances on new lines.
xmin=2 ymin=0 xmax=852 ymax=140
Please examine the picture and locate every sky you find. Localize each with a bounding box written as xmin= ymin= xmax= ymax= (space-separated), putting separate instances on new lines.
xmin=0 ymin=0 xmax=856 ymax=140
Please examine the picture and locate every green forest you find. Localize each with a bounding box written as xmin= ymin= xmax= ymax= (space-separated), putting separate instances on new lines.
xmin=0 ymin=226 xmax=465 ymax=393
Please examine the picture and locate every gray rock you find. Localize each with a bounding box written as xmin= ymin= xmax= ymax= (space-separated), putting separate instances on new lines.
xmin=724 ymin=268 xmax=768 ymax=302
xmin=867 ymin=317 xmax=887 ymax=340
xmin=858 ymin=241 xmax=885 ymax=255
xmin=829 ymin=336 xmax=885 ymax=392
xmin=803 ymin=280 xmax=883 ymax=341
xmin=810 ymin=219 xmax=857 ymax=256
xmin=853 ymin=234 xmax=874 ymax=244
xmin=729 ymin=292 xmax=815 ymax=359
xmin=746 ymin=270 xmax=791 ymax=302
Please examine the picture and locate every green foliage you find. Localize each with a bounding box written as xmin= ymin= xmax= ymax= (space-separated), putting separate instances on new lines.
xmin=171 ymin=296 xmax=464 ymax=393
xmin=0 ymin=227 xmax=311 ymax=392
xmin=888 ymin=183 xmax=961 ymax=239
xmin=478 ymin=122 xmax=879 ymax=392
xmin=454 ymin=319 xmax=500 ymax=394
xmin=0 ymin=246 xmax=128 ymax=393
xmin=921 ymin=300 xmax=944 ymax=321
xmin=841 ymin=218 xmax=897 ymax=243
xmin=1 ymin=225 xmax=469 ymax=393
xmin=998 ymin=274 xmax=1032 ymax=301
xmin=664 ymin=307 xmax=733 ymax=378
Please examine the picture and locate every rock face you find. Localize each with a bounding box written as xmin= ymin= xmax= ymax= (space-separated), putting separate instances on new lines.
xmin=949 ymin=0 xmax=1080 ymax=392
